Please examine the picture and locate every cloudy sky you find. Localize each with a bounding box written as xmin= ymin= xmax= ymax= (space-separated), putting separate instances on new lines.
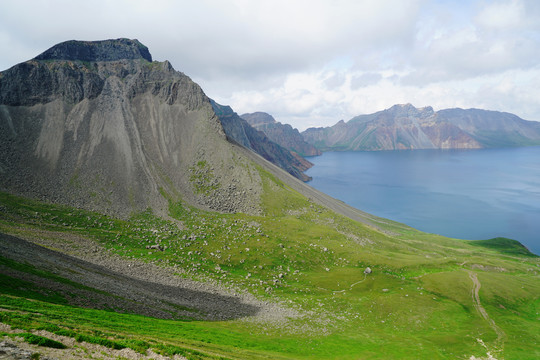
xmin=1 ymin=0 xmax=539 ymax=130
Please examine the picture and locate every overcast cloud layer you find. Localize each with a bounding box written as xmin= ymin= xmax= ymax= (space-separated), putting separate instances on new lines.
xmin=1 ymin=0 xmax=539 ymax=130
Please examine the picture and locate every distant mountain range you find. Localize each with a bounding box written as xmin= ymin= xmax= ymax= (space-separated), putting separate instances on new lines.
xmin=301 ymin=104 xmax=540 ymax=151
xmin=210 ymin=102 xmax=314 ymax=181
xmin=240 ymin=112 xmax=321 ymax=157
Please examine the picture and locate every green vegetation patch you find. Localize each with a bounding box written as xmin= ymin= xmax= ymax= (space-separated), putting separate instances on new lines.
xmin=189 ymin=160 xmax=220 ymax=195
xmin=17 ymin=333 xmax=67 ymax=349
xmin=74 ymin=333 xmax=126 ymax=350
xmin=469 ymin=237 xmax=538 ymax=257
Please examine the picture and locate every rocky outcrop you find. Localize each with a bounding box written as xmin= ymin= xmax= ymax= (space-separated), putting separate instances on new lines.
xmin=240 ymin=112 xmax=321 ymax=157
xmin=0 ymin=340 xmax=46 ymax=360
xmin=211 ymin=101 xmax=313 ymax=181
xmin=0 ymin=39 xmax=263 ymax=216
xmin=302 ymin=104 xmax=540 ymax=151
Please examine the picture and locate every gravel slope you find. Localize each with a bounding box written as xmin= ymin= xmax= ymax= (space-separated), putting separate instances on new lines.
xmin=0 ymin=231 xmax=298 ymax=322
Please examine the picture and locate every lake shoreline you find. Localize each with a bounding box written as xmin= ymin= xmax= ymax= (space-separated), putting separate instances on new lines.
xmin=305 ymin=146 xmax=540 ymax=255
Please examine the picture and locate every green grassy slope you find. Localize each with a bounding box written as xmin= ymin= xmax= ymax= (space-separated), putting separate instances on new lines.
xmin=0 ymin=166 xmax=538 ymax=359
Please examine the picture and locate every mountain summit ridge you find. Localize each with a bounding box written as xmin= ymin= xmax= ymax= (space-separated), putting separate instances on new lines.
xmin=34 ymin=38 xmax=153 ymax=62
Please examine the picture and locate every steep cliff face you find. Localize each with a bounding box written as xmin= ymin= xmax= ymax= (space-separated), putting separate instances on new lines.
xmin=240 ymin=112 xmax=321 ymax=157
xmin=0 ymin=39 xmax=262 ymax=216
xmin=211 ymin=101 xmax=313 ymax=181
xmin=302 ymin=104 xmax=540 ymax=151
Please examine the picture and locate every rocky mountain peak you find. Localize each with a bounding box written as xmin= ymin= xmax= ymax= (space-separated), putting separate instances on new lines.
xmin=385 ymin=103 xmax=434 ymax=118
xmin=240 ymin=112 xmax=277 ymax=125
xmin=240 ymin=112 xmax=322 ymax=158
xmin=34 ymin=38 xmax=152 ymax=62
xmin=0 ymin=39 xmax=265 ymax=217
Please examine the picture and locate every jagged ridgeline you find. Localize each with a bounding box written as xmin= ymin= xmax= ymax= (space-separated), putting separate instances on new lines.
xmin=240 ymin=111 xmax=321 ymax=157
xmin=0 ymin=38 xmax=263 ymax=216
xmin=211 ymin=100 xmax=314 ymax=182
xmin=302 ymin=103 xmax=540 ymax=151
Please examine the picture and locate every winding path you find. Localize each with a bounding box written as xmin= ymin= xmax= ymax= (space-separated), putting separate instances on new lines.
xmin=468 ymin=271 xmax=506 ymax=358
xmin=332 ymin=273 xmax=367 ymax=293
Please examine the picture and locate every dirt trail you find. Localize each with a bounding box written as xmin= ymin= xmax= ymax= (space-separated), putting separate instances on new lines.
xmin=332 ymin=273 xmax=367 ymax=293
xmin=468 ymin=271 xmax=506 ymax=359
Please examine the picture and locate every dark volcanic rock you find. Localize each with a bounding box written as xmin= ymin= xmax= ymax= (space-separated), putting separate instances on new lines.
xmin=0 ymin=59 xmax=105 ymax=106
xmin=34 ymin=38 xmax=152 ymax=62
xmin=241 ymin=112 xmax=321 ymax=157
xmin=211 ymin=101 xmax=313 ymax=181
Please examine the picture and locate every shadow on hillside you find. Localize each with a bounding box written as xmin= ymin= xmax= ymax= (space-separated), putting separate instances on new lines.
xmin=0 ymin=233 xmax=260 ymax=321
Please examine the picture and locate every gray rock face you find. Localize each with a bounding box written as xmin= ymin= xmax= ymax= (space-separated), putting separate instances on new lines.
xmin=0 ymin=59 xmax=105 ymax=106
xmin=0 ymin=341 xmax=36 ymax=360
xmin=0 ymin=39 xmax=262 ymax=216
xmin=240 ymin=112 xmax=321 ymax=157
xmin=302 ymin=103 xmax=540 ymax=151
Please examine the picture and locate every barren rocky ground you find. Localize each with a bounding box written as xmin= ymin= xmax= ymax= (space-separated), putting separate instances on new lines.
xmin=0 ymin=231 xmax=299 ymax=323
xmin=1 ymin=322 xmax=188 ymax=360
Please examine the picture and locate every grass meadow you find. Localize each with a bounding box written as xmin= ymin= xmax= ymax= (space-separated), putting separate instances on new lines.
xmin=0 ymin=167 xmax=538 ymax=359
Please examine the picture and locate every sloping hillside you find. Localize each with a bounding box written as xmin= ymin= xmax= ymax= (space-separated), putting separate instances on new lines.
xmin=1 ymin=173 xmax=538 ymax=359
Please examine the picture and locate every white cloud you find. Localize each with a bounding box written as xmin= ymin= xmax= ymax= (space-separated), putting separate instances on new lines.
xmin=0 ymin=0 xmax=539 ymax=130
xmin=476 ymin=0 xmax=525 ymax=29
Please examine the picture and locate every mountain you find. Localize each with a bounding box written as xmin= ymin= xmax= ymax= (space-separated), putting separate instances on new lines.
xmin=436 ymin=107 xmax=540 ymax=147
xmin=0 ymin=38 xmax=264 ymax=216
xmin=302 ymin=103 xmax=540 ymax=151
xmin=240 ymin=112 xmax=321 ymax=157
xmin=211 ymin=102 xmax=313 ymax=181
xmin=0 ymin=39 xmax=539 ymax=360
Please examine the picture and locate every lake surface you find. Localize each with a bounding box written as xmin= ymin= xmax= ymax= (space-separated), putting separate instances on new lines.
xmin=305 ymin=146 xmax=540 ymax=255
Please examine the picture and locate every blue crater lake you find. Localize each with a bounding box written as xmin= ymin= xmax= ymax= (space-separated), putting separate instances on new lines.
xmin=305 ymin=146 xmax=540 ymax=255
